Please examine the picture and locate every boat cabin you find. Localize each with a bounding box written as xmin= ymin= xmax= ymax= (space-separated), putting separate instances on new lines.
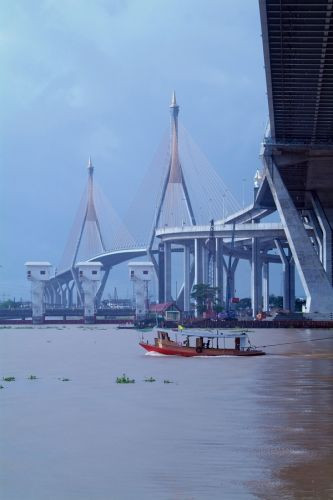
xmin=155 ymin=330 xmax=178 ymax=348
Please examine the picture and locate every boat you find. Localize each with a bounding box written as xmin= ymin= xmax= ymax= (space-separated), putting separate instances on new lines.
xmin=139 ymin=329 xmax=266 ymax=357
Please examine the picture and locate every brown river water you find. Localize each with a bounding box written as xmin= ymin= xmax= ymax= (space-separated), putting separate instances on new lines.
xmin=0 ymin=326 xmax=332 ymax=500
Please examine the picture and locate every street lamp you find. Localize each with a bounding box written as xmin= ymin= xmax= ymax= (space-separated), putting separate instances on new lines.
xmin=242 ymin=178 xmax=246 ymax=208
xmin=222 ymin=193 xmax=226 ymax=221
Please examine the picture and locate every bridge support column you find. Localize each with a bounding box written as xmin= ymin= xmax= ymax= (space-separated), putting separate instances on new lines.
xmin=183 ymin=245 xmax=190 ymax=312
xmin=194 ymin=239 xmax=203 ymax=286
xmin=194 ymin=239 xmax=203 ymax=316
xmin=52 ymin=282 xmax=61 ymax=307
xmin=95 ymin=267 xmax=110 ymax=307
xmin=158 ymin=244 xmax=165 ymax=303
xmin=229 ymin=258 xmax=239 ymax=302
xmin=310 ymin=192 xmax=333 ymax=286
xmin=275 ymin=240 xmax=295 ymax=312
xmin=202 ymin=245 xmax=209 ymax=284
xmin=262 ymin=261 xmax=269 ymax=312
xmin=215 ymin=238 xmax=223 ymax=307
xmin=221 ymin=254 xmax=228 ymax=306
xmin=44 ymin=287 xmax=50 ymax=308
xmin=289 ymin=259 xmax=295 ymax=312
xmin=251 ymin=238 xmax=262 ymax=318
xmin=71 ymin=268 xmax=84 ymax=308
xmin=47 ymin=285 xmax=54 ymax=306
xmin=164 ymin=242 xmax=172 ymax=302
xmin=264 ymin=155 xmax=333 ymax=314
xmin=68 ymin=282 xmax=74 ymax=308
xmin=61 ymin=285 xmax=67 ymax=307
xmin=304 ymin=209 xmax=323 ymax=262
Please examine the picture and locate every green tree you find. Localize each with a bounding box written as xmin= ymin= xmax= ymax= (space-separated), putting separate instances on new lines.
xmin=269 ymin=294 xmax=283 ymax=309
xmin=295 ymin=297 xmax=306 ymax=312
xmin=191 ymin=284 xmax=221 ymax=314
xmin=235 ymin=297 xmax=251 ymax=310
xmin=0 ymin=299 xmax=16 ymax=309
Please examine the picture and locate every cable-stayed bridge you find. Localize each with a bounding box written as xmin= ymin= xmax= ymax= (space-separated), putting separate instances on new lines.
xmin=32 ymin=1 xmax=333 ymax=320
xmin=45 ymin=92 xmax=242 ymax=309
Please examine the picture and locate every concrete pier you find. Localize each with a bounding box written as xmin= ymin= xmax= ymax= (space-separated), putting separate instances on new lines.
xmin=25 ymin=262 xmax=52 ymax=324
xmin=76 ymin=262 xmax=102 ymax=323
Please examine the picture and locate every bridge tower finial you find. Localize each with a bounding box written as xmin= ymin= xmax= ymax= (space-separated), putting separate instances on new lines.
xmin=88 ymin=156 xmax=94 ymax=176
xmin=147 ymin=92 xmax=196 ymax=254
xmin=168 ymin=91 xmax=181 ymax=183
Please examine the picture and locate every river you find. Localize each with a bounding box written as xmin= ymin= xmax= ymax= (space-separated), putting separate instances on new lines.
xmin=0 ymin=325 xmax=332 ymax=499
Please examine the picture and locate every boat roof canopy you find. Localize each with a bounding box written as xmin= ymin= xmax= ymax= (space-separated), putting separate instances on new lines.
xmin=159 ymin=329 xmax=248 ymax=339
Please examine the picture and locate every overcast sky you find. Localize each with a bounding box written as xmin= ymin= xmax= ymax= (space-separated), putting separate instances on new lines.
xmin=1 ymin=0 xmax=283 ymax=300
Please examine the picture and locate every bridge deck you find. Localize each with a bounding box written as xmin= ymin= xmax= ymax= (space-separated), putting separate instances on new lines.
xmin=260 ymin=0 xmax=333 ymax=145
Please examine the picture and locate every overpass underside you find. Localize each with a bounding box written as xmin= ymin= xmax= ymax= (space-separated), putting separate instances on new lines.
xmin=259 ymin=0 xmax=333 ymax=314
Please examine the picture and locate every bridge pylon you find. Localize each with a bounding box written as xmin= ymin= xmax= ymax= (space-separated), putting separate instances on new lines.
xmin=149 ymin=92 xmax=196 ymax=304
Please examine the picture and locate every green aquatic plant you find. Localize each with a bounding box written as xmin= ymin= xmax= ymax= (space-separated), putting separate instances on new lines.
xmin=116 ymin=374 xmax=135 ymax=384
xmin=0 ymin=385 xmax=4 ymax=389
xmin=61 ymin=378 xmax=70 ymax=382
xmin=144 ymin=377 xmax=156 ymax=382
xmin=27 ymin=375 xmax=37 ymax=380
xmin=2 ymin=376 xmax=15 ymax=382
xmin=163 ymin=379 xmax=174 ymax=384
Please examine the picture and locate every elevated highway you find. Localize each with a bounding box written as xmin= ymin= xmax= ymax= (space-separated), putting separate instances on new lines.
xmin=258 ymin=0 xmax=333 ymax=314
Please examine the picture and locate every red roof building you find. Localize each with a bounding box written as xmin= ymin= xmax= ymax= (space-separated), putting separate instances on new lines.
xmin=149 ymin=302 xmax=181 ymax=321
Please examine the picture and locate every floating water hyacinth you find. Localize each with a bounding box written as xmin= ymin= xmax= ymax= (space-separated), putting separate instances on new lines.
xmin=144 ymin=377 xmax=156 ymax=382
xmin=163 ymin=379 xmax=174 ymax=384
xmin=116 ymin=374 xmax=135 ymax=384
xmin=2 ymin=376 xmax=15 ymax=382
xmin=0 ymin=385 xmax=4 ymax=389
xmin=27 ymin=375 xmax=37 ymax=380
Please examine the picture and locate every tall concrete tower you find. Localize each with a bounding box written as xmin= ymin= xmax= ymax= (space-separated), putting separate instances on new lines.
xmin=168 ymin=91 xmax=181 ymax=183
xmin=150 ymin=92 xmax=195 ymax=238
xmin=149 ymin=93 xmax=196 ymax=303
xmin=71 ymin=157 xmax=106 ymax=266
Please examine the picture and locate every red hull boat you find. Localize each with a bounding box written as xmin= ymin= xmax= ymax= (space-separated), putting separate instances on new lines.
xmin=139 ymin=329 xmax=265 ymax=357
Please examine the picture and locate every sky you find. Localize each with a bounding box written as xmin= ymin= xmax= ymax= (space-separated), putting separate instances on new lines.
xmin=1 ymin=0 xmax=294 ymax=300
